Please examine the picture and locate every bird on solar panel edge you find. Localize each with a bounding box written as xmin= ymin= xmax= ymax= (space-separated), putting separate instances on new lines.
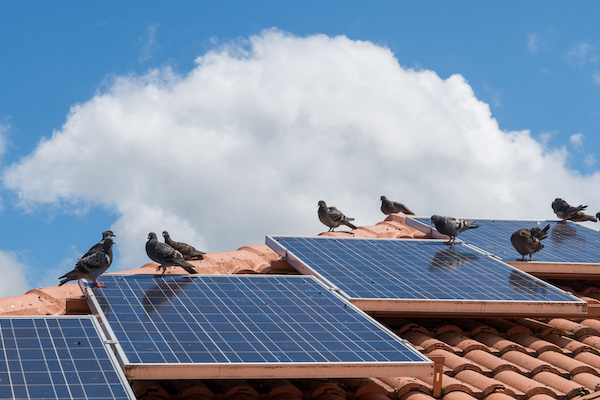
xmin=58 ymin=229 xmax=207 ymax=289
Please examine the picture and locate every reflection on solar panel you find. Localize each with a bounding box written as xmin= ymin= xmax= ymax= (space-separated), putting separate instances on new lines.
xmin=0 ymin=316 xmax=135 ymax=400
xmin=266 ymin=236 xmax=586 ymax=316
xmin=409 ymin=217 xmax=600 ymax=264
xmin=87 ymin=274 xmax=432 ymax=380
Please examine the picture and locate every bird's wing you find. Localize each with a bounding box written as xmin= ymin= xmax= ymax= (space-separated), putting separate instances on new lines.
xmin=155 ymin=242 xmax=180 ymax=261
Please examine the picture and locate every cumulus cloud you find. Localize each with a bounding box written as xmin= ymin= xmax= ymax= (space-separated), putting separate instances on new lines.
xmin=566 ymin=43 xmax=598 ymax=67
xmin=4 ymin=29 xmax=600 ymax=270
xmin=0 ymin=250 xmax=30 ymax=297
xmin=585 ymin=154 xmax=598 ymax=168
xmin=527 ymin=33 xmax=539 ymax=54
xmin=570 ymin=133 xmax=585 ymax=149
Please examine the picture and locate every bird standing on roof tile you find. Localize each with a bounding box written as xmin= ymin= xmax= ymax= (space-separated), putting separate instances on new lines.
xmin=318 ymin=200 xmax=357 ymax=232
xmin=380 ymin=195 xmax=415 ymax=215
xmin=511 ymin=224 xmax=550 ymax=262
xmin=162 ymin=231 xmax=205 ymax=260
xmin=146 ymin=232 xmax=197 ymax=276
xmin=430 ymin=215 xmax=479 ymax=246
xmin=59 ymin=232 xmax=115 ymax=288
xmin=551 ymin=198 xmax=596 ymax=222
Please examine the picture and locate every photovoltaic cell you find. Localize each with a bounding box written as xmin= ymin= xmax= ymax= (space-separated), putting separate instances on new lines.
xmin=87 ymin=274 xmax=431 ymax=379
xmin=410 ymin=217 xmax=600 ymax=264
xmin=266 ymin=236 xmax=585 ymax=316
xmin=0 ymin=316 xmax=134 ymax=400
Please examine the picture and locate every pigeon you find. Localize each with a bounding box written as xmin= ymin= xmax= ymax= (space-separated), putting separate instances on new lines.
xmin=82 ymin=230 xmax=116 ymax=258
xmin=162 ymin=231 xmax=205 ymax=260
xmin=430 ymin=215 xmax=479 ymax=245
xmin=380 ymin=195 xmax=415 ymax=215
xmin=552 ymin=198 xmax=589 ymax=221
xmin=511 ymin=224 xmax=550 ymax=261
xmin=145 ymin=232 xmax=197 ymax=276
xmin=59 ymin=236 xmax=115 ymax=288
xmin=566 ymin=211 xmax=598 ymax=222
xmin=318 ymin=200 xmax=357 ymax=232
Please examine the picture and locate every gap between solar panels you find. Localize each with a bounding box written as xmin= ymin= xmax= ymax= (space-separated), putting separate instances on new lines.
xmin=266 ymin=236 xmax=587 ymax=318
xmin=84 ymin=274 xmax=433 ymax=380
xmin=407 ymin=217 xmax=600 ymax=280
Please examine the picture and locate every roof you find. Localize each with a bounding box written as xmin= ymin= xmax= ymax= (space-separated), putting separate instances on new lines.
xmin=4 ymin=214 xmax=600 ymax=400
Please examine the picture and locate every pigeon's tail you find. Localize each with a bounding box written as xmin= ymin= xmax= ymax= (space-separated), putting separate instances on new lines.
xmin=534 ymin=224 xmax=551 ymax=241
xmin=185 ymin=250 xmax=205 ymax=260
xmin=570 ymin=211 xmax=598 ymax=222
xmin=344 ymin=221 xmax=357 ymax=230
xmin=173 ymin=259 xmax=197 ymax=274
xmin=58 ymin=271 xmax=84 ymax=286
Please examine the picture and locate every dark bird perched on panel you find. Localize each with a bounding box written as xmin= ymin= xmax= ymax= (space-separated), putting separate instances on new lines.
xmin=59 ymin=235 xmax=115 ymax=288
xmin=380 ymin=195 xmax=415 ymax=215
xmin=318 ymin=200 xmax=357 ymax=232
xmin=511 ymin=224 xmax=550 ymax=262
xmin=430 ymin=215 xmax=479 ymax=246
xmin=146 ymin=232 xmax=197 ymax=276
xmin=162 ymin=231 xmax=205 ymax=260
xmin=551 ymin=198 xmax=596 ymax=222
xmin=82 ymin=230 xmax=116 ymax=258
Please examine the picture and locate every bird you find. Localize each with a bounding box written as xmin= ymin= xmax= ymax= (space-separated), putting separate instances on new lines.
xmin=566 ymin=210 xmax=598 ymax=222
xmin=380 ymin=195 xmax=414 ymax=215
xmin=82 ymin=230 xmax=116 ymax=258
xmin=145 ymin=232 xmax=197 ymax=276
xmin=552 ymin=198 xmax=590 ymax=222
xmin=318 ymin=200 xmax=357 ymax=232
xmin=162 ymin=231 xmax=205 ymax=260
xmin=511 ymin=224 xmax=550 ymax=261
xmin=59 ymin=236 xmax=115 ymax=288
xmin=430 ymin=215 xmax=479 ymax=245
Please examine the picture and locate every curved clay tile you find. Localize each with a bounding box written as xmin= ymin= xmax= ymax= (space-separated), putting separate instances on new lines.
xmin=501 ymin=350 xmax=567 ymax=377
xmin=546 ymin=319 xmax=600 ymax=339
xmin=537 ymin=351 xmax=599 ymax=376
xmin=441 ymin=391 xmax=479 ymax=400
xmin=437 ymin=331 xmax=490 ymax=355
xmin=526 ymin=394 xmax=559 ymax=400
xmin=515 ymin=318 xmax=565 ymax=338
xmin=473 ymin=332 xmax=528 ymax=355
xmin=400 ymin=391 xmax=437 ymax=400
xmin=428 ymin=349 xmax=485 ymax=376
xmin=464 ymin=349 xmax=527 ymax=375
xmin=507 ymin=333 xmax=563 ymax=355
xmin=131 ymin=381 xmax=171 ymax=400
xmin=312 ymin=394 xmax=346 ymax=400
xmin=207 ymin=381 xmax=259 ymax=400
xmin=543 ymin=333 xmax=598 ymax=356
xmin=403 ymin=330 xmax=455 ymax=354
xmin=435 ymin=324 xmax=464 ymax=337
xmin=580 ymin=335 xmax=600 ymax=352
xmin=454 ymin=370 xmax=506 ymax=397
xmin=253 ymin=380 xmax=302 ymax=400
xmin=176 ymin=381 xmax=214 ymax=400
xmin=531 ymin=371 xmax=589 ymax=398
xmin=355 ymin=393 xmax=390 ymax=400
xmin=483 ymin=393 xmax=521 ymax=400
xmin=452 ymin=319 xmax=499 ymax=337
xmin=494 ymin=371 xmax=557 ymax=399
xmin=480 ymin=318 xmax=532 ymax=337
xmin=377 ymin=377 xmax=432 ymax=398
xmin=291 ymin=381 xmax=346 ymax=400
xmin=571 ymin=372 xmax=600 ymax=391
xmin=419 ymin=374 xmax=478 ymax=398
xmin=340 ymin=378 xmax=390 ymax=399
xmin=580 ymin=319 xmax=600 ymax=333
xmin=573 ymin=352 xmax=600 ymax=372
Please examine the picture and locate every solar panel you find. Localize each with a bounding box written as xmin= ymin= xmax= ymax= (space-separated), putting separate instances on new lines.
xmin=0 ymin=316 xmax=135 ymax=400
xmin=409 ymin=217 xmax=600 ymax=264
xmin=266 ymin=236 xmax=586 ymax=317
xmin=86 ymin=274 xmax=432 ymax=380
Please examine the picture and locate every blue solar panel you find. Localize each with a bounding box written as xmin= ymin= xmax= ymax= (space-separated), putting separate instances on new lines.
xmin=266 ymin=236 xmax=584 ymax=315
xmin=410 ymin=217 xmax=600 ymax=264
xmin=87 ymin=275 xmax=431 ymax=379
xmin=0 ymin=316 xmax=134 ymax=400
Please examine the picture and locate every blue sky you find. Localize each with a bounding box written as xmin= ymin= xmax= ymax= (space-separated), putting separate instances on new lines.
xmin=1 ymin=2 xmax=600 ymax=295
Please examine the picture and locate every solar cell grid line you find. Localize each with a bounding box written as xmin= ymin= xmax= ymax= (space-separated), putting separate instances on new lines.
xmin=0 ymin=316 xmax=135 ymax=400
xmin=408 ymin=217 xmax=600 ymax=265
xmin=86 ymin=274 xmax=433 ymax=380
xmin=266 ymin=236 xmax=586 ymax=317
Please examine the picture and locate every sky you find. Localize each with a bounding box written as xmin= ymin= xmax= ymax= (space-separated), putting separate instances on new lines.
xmin=1 ymin=2 xmax=600 ymax=296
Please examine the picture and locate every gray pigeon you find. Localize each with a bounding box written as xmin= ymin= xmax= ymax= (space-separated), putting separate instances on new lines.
xmin=146 ymin=232 xmax=197 ymax=276
xmin=318 ymin=200 xmax=357 ymax=232
xmin=380 ymin=195 xmax=415 ymax=215
xmin=511 ymin=224 xmax=550 ymax=261
xmin=59 ymin=237 xmax=115 ymax=288
xmin=82 ymin=230 xmax=116 ymax=258
xmin=431 ymin=215 xmax=479 ymax=245
xmin=552 ymin=198 xmax=590 ymax=221
xmin=162 ymin=231 xmax=205 ymax=260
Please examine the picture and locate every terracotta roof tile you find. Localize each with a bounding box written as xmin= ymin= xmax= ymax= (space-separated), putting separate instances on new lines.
xmin=176 ymin=381 xmax=214 ymax=400
xmin=571 ymin=372 xmax=600 ymax=392
xmin=339 ymin=378 xmax=390 ymax=399
xmin=480 ymin=319 xmax=532 ymax=337
xmin=290 ymin=380 xmax=346 ymax=400
xmin=419 ymin=374 xmax=479 ymax=398
xmin=515 ymin=318 xmax=566 ymax=338
xmin=501 ymin=351 xmax=568 ymax=377
xmin=473 ymin=332 xmax=529 ymax=355
xmin=429 ymin=349 xmax=486 ymax=376
xmin=452 ymin=319 xmax=499 ymax=337
xmin=437 ymin=331 xmax=491 ymax=355
xmin=252 ymin=380 xmax=302 ymax=400
xmin=483 ymin=393 xmax=521 ymax=400
xmin=530 ymin=371 xmax=589 ymax=398
xmin=131 ymin=381 xmax=170 ymax=400
xmin=403 ymin=330 xmax=456 ymax=354
xmin=537 ymin=351 xmax=599 ymax=376
xmin=441 ymin=391 xmax=478 ymax=400
xmin=579 ymin=335 xmax=600 ymax=352
xmin=401 ymin=392 xmax=437 ymax=400
xmin=573 ymin=352 xmax=600 ymax=372
xmin=542 ymin=333 xmax=597 ymax=356
xmin=378 ymin=377 xmax=432 ymax=398
xmin=580 ymin=319 xmax=600 ymax=332
xmin=507 ymin=333 xmax=564 ymax=355
xmin=464 ymin=349 xmax=528 ymax=376
xmin=453 ymin=370 xmax=506 ymax=397
xmin=546 ymin=319 xmax=600 ymax=339
xmin=494 ymin=370 xmax=557 ymax=399
xmin=527 ymin=395 xmax=559 ymax=400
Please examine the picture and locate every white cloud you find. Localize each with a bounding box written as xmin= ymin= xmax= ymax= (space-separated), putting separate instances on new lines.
xmin=527 ymin=33 xmax=539 ymax=54
xmin=585 ymin=154 xmax=598 ymax=168
xmin=0 ymin=250 xmax=30 ymax=297
xmin=566 ymin=43 xmax=597 ymax=67
xmin=593 ymin=71 xmax=600 ymax=86
xmin=139 ymin=24 xmax=159 ymax=63
xmin=570 ymin=133 xmax=585 ymax=149
xmin=4 ymin=29 xmax=600 ymax=270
